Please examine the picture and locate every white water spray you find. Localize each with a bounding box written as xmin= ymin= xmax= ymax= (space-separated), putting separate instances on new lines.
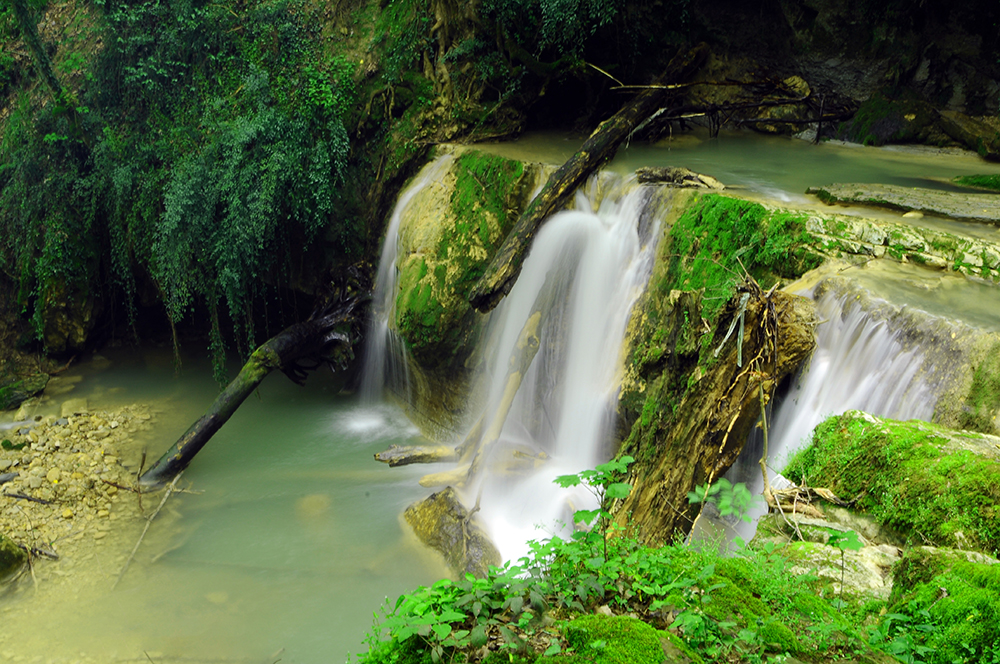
xmin=470 ymin=178 xmax=660 ymax=562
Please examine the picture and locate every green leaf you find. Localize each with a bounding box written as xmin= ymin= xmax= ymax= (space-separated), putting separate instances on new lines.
xmin=544 ymin=642 xmax=562 ymax=656
xmin=554 ymin=474 xmax=582 ymax=488
xmin=606 ymin=482 xmax=631 ymax=499
xmin=573 ymin=509 xmax=599 ymax=525
xmin=432 ymin=623 xmax=451 ymax=640
xmin=471 ymin=624 xmax=488 ymax=648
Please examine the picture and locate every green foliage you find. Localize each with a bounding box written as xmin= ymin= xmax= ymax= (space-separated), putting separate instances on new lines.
xmin=687 ymin=478 xmax=757 ymax=524
xmin=0 ymin=0 xmax=357 ymax=368
xmin=353 ymin=461 xmax=944 ymax=664
xmin=783 ymin=412 xmax=1000 ymax=555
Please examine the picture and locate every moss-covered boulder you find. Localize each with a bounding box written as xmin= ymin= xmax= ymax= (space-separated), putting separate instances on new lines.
xmin=836 ymin=91 xmax=949 ymax=147
xmin=887 ymin=546 xmax=1000 ymax=663
xmin=394 ymin=147 xmax=538 ymax=372
xmin=403 ymin=486 xmax=502 ymax=578
xmin=784 ymin=411 xmax=1000 ymax=555
xmin=0 ymin=372 xmax=49 ymax=411
xmin=542 ymin=614 xmax=702 ymax=664
xmin=1 ymin=531 xmax=26 ymax=582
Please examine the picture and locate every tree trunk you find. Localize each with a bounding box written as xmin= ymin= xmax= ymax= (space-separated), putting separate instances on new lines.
xmin=616 ymin=286 xmax=817 ymax=544
xmin=11 ymin=0 xmax=65 ymax=104
xmin=467 ymin=43 xmax=708 ymax=313
xmin=139 ymin=294 xmax=367 ymax=488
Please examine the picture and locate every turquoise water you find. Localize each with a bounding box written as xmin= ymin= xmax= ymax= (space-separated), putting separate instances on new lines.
xmin=1 ymin=348 xmax=449 ymax=663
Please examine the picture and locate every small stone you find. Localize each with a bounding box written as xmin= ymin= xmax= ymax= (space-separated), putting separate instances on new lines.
xmin=27 ymin=476 xmax=42 ymax=489
xmin=97 ymin=510 xmax=109 ymax=518
xmin=0 ymin=460 xmax=11 ymax=471
xmin=105 ymin=485 xmax=118 ymax=495
xmin=92 ymin=531 xmax=107 ymax=540
xmin=46 ymin=468 xmax=61 ymax=483
xmin=62 ymin=508 xmax=73 ymax=519
xmin=61 ymin=398 xmax=88 ymax=418
xmin=71 ymin=472 xmax=84 ymax=479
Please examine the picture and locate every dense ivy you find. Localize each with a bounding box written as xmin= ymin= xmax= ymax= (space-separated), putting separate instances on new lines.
xmin=0 ymin=0 xmax=357 ymax=371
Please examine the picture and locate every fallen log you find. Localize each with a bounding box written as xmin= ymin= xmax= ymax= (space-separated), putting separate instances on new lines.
xmin=374 ymin=444 xmax=459 ymax=467
xmin=140 ymin=287 xmax=368 ymax=489
xmin=467 ymin=43 xmax=708 ymax=313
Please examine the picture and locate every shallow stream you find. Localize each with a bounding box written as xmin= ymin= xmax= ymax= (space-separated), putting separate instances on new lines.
xmin=5 ymin=131 xmax=1000 ymax=663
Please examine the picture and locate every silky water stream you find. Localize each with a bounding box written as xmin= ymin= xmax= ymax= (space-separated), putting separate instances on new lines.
xmin=5 ymin=133 xmax=1000 ymax=663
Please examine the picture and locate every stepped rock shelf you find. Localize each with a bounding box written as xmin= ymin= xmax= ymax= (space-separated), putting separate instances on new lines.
xmin=807 ymin=182 xmax=1000 ymax=224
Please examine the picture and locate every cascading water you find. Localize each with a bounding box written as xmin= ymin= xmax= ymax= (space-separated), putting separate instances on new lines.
xmin=726 ymin=276 xmax=967 ymax=537
xmin=359 ymin=155 xmax=455 ymax=403
xmin=470 ymin=177 xmax=660 ymax=562
xmin=365 ymin=159 xmax=662 ymax=562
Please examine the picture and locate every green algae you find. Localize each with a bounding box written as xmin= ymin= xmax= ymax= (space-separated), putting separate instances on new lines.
xmin=783 ymin=412 xmax=1000 ymax=555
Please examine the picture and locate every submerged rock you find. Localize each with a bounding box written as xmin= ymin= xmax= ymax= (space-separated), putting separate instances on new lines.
xmin=0 ymin=531 xmax=27 ymax=582
xmin=635 ymin=166 xmax=724 ymax=190
xmin=403 ymin=486 xmax=502 ymax=578
xmin=807 ymin=182 xmax=1000 ymax=223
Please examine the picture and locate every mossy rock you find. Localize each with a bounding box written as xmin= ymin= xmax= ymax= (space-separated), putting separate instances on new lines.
xmin=953 ymin=174 xmax=1000 ymax=192
xmin=836 ymin=91 xmax=947 ymax=147
xmin=545 ymin=614 xmax=702 ymax=664
xmin=394 ymin=147 xmax=537 ymax=372
xmin=1 ymin=531 xmax=26 ymax=582
xmin=403 ymin=486 xmax=502 ymax=578
xmin=888 ymin=547 xmax=1000 ymax=663
xmin=0 ymin=373 xmax=49 ymax=411
xmin=784 ymin=411 xmax=1000 ymax=555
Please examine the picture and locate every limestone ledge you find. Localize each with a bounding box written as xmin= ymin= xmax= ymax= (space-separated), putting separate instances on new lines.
xmin=800 ymin=210 xmax=1000 ymax=282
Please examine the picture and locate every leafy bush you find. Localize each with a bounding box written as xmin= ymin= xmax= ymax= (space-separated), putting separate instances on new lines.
xmin=0 ymin=0 xmax=358 ymax=370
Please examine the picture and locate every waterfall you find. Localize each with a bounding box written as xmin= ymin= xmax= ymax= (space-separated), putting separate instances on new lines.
xmin=725 ymin=278 xmax=966 ymax=538
xmin=365 ymin=160 xmax=662 ymax=562
xmin=358 ymin=155 xmax=455 ymax=403
xmin=470 ymin=178 xmax=659 ymax=562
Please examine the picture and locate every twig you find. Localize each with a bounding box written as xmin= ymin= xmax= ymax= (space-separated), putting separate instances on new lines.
xmin=113 ymin=472 xmax=183 ymax=590
xmin=3 ymin=491 xmax=54 ymax=505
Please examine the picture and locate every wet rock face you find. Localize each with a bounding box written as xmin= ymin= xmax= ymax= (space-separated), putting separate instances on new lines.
xmin=403 ymin=486 xmax=502 ymax=578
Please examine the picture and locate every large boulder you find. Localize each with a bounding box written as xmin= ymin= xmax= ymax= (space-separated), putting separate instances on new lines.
xmin=403 ymin=486 xmax=502 ymax=578
xmin=783 ymin=411 xmax=1000 ymax=553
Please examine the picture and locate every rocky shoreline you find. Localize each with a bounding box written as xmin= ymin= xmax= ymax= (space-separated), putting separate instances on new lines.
xmin=0 ymin=400 xmax=155 ymax=584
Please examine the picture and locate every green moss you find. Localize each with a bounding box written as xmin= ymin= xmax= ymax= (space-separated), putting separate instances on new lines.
xmin=659 ymin=194 xmax=822 ymax=323
xmin=889 ymin=550 xmax=1000 ymax=664
xmin=783 ymin=413 xmax=1000 ymax=555
xmin=958 ymin=341 xmax=1000 ymax=433
xmin=394 ymin=149 xmax=532 ymax=368
xmin=559 ymin=615 xmax=668 ymax=664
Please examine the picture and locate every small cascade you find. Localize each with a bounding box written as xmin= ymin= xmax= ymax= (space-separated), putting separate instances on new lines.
xmin=726 ymin=277 xmax=969 ymax=537
xmin=358 ymin=155 xmax=455 ymax=403
xmin=470 ymin=178 xmax=660 ymax=562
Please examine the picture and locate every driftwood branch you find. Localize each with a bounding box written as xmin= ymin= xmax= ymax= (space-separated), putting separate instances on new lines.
xmin=140 ymin=284 xmax=369 ymax=488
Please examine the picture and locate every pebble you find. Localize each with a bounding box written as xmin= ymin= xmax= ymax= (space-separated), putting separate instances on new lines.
xmin=62 ymin=508 xmax=73 ymax=519
xmin=46 ymin=468 xmax=61 ymax=483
